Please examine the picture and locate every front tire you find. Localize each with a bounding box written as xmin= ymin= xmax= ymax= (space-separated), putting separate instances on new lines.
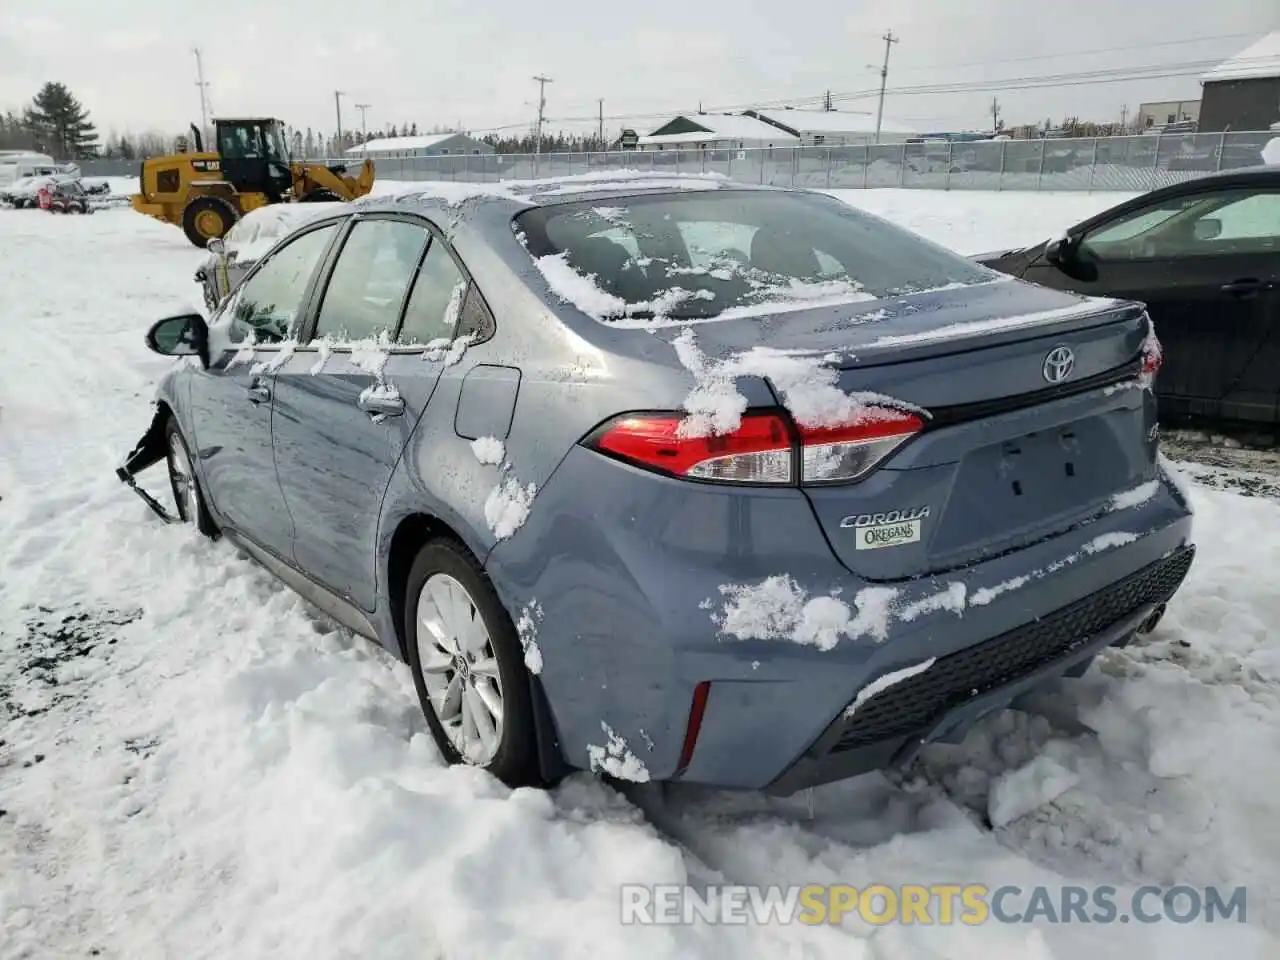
xmin=164 ymin=417 xmax=218 ymax=537
xmin=182 ymin=196 xmax=238 ymax=248
xmin=404 ymin=540 xmax=539 ymax=786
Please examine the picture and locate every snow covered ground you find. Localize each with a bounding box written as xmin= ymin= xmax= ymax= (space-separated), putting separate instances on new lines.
xmin=1 ymin=188 xmax=1278 ymax=960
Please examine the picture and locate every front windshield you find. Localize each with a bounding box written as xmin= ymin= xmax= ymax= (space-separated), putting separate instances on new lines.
xmin=515 ymin=189 xmax=999 ymax=321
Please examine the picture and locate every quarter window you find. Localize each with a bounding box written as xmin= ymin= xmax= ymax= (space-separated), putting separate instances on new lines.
xmin=229 ymin=223 xmax=338 ymax=342
xmin=314 ymin=219 xmax=429 ymax=341
xmin=398 ymin=239 xmax=469 ymax=345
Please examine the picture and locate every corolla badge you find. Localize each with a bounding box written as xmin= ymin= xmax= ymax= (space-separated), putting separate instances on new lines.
xmin=840 ymin=506 xmax=930 ymax=550
xmin=1042 ymin=345 xmax=1075 ymax=384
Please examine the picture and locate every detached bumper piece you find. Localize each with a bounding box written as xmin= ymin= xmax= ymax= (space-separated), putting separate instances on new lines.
xmin=768 ymin=545 xmax=1196 ymax=794
xmin=116 ymin=410 xmax=179 ymax=523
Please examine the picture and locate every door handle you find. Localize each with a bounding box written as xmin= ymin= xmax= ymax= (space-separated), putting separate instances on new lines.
xmin=245 ymin=382 xmax=271 ymax=404
xmin=357 ymin=390 xmax=404 ymax=418
xmin=1221 ymin=278 xmax=1265 ymax=297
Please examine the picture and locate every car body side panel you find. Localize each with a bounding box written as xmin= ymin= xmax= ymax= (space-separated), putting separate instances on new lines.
xmin=270 ymin=348 xmax=446 ymax=612
xmin=482 ymin=443 xmax=1193 ymax=789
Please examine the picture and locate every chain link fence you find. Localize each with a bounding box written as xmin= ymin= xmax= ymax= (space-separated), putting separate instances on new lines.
xmin=80 ymin=130 xmax=1277 ymax=192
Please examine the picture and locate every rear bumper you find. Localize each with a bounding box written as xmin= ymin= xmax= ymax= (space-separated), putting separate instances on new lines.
xmin=486 ymin=443 xmax=1196 ymax=792
xmin=765 ymin=544 xmax=1193 ymax=794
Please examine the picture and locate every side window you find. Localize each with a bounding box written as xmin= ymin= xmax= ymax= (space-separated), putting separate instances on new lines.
xmin=398 ymin=238 xmax=468 ymax=345
xmin=1080 ymin=189 xmax=1280 ymax=261
xmin=314 ymin=219 xmax=429 ymax=341
xmin=457 ymin=284 xmax=496 ymax=342
xmin=230 ymin=223 xmax=338 ymax=343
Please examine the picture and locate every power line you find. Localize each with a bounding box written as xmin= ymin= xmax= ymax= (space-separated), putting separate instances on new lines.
xmin=465 ymin=49 xmax=1278 ymax=137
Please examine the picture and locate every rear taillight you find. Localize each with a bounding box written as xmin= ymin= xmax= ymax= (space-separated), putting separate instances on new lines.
xmin=586 ymin=406 xmax=924 ymax=485
xmin=798 ymin=410 xmax=925 ymax=484
xmin=591 ymin=412 xmax=794 ymax=483
xmin=1140 ymin=320 xmax=1163 ymax=386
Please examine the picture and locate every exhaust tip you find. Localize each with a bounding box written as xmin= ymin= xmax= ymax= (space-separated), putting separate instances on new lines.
xmin=1138 ymin=602 xmax=1167 ymax=635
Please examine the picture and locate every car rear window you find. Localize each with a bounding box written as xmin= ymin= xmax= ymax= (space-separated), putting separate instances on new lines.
xmin=515 ymin=189 xmax=997 ymax=321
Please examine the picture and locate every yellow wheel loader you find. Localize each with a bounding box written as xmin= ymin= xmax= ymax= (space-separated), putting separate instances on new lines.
xmin=131 ymin=118 xmax=375 ymax=247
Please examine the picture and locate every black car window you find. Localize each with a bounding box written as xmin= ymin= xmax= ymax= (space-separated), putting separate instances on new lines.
xmin=229 ymin=223 xmax=338 ymax=343
xmin=314 ymin=219 xmax=429 ymax=341
xmin=398 ymin=238 xmax=468 ymax=345
xmin=1081 ymin=188 xmax=1280 ymax=261
xmin=456 ymin=284 xmax=496 ymax=342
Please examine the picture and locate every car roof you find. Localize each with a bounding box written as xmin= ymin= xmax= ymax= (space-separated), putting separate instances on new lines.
xmin=352 ymin=173 xmax=789 ymax=221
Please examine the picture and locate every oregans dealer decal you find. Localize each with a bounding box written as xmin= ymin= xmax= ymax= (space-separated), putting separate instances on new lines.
xmin=841 ymin=506 xmax=930 ymax=550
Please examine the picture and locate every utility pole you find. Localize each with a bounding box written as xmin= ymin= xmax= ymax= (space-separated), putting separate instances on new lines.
xmin=874 ymin=30 xmax=898 ymax=144
xmin=1120 ymin=104 xmax=1129 ymax=132
xmin=532 ymin=75 xmax=553 ymax=154
xmin=823 ymin=89 xmax=833 ymax=112
xmin=990 ymin=96 xmax=1001 ymax=135
xmin=355 ymin=103 xmax=371 ymax=154
xmin=598 ymin=99 xmax=604 ymax=147
xmin=334 ymin=90 xmax=345 ymax=156
xmin=192 ymin=47 xmax=212 ymax=146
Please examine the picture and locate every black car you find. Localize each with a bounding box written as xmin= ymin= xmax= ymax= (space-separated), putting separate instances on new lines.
xmin=979 ymin=166 xmax=1280 ymax=431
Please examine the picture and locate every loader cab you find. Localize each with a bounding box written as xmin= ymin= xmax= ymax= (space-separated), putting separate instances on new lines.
xmin=214 ymin=117 xmax=293 ymax=202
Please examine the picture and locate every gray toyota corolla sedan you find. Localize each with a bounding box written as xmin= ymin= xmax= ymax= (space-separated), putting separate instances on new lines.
xmin=118 ymin=175 xmax=1195 ymax=793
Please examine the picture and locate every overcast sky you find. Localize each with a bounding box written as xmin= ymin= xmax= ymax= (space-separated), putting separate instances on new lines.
xmin=0 ymin=0 xmax=1275 ymax=140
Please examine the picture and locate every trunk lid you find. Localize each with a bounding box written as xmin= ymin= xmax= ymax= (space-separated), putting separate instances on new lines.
xmin=662 ymin=279 xmax=1156 ymax=582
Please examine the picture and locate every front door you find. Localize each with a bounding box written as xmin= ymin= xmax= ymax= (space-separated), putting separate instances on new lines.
xmin=271 ymin=214 xmax=472 ymax=611
xmin=187 ymin=220 xmax=342 ymax=558
xmin=1022 ymin=184 xmax=1280 ymax=425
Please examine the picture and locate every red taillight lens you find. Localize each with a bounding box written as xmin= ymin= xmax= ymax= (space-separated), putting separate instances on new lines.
xmin=676 ymin=680 xmax=711 ymax=774
xmin=591 ymin=412 xmax=793 ymax=484
xmin=588 ymin=406 xmax=924 ymax=485
xmin=1141 ymin=322 xmax=1163 ymax=384
xmin=798 ymin=409 xmax=925 ymax=483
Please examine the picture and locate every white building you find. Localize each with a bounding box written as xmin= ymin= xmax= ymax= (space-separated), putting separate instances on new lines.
xmin=743 ymin=108 xmax=915 ymax=146
xmin=345 ymin=132 xmax=495 ymax=160
xmin=636 ymin=114 xmax=800 ymax=151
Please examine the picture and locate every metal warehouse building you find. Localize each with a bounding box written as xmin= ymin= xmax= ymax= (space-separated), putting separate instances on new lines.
xmin=345 ymin=132 xmax=495 ymax=160
xmin=1198 ymin=31 xmax=1280 ymax=133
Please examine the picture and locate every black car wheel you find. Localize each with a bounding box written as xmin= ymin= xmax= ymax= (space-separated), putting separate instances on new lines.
xmin=164 ymin=417 xmax=218 ymax=537
xmin=182 ymin=196 xmax=238 ymax=248
xmin=404 ymin=539 xmax=539 ymax=787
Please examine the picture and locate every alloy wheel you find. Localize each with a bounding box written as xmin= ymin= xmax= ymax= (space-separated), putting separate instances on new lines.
xmin=416 ymin=573 xmax=505 ymax=765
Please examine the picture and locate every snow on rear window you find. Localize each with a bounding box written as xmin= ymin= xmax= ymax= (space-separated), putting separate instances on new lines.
xmin=517 ymin=189 xmax=995 ymax=323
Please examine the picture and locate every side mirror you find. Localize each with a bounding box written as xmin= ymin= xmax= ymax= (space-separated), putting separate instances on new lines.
xmin=1193 ymin=218 xmax=1222 ymax=241
xmin=1044 ymin=235 xmax=1073 ymax=265
xmin=206 ymin=238 xmax=226 ymax=256
xmin=146 ymin=313 xmax=209 ymax=368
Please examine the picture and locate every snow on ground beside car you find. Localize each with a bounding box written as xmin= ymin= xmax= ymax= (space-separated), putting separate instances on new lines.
xmin=2 ymin=192 xmax=1279 ymax=959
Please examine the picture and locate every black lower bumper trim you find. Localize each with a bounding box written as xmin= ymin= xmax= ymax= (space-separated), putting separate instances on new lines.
xmin=766 ymin=545 xmax=1195 ymax=795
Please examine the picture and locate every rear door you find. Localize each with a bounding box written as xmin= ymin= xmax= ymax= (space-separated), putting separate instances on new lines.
xmin=186 ymin=220 xmax=342 ymax=558
xmin=1022 ymin=184 xmax=1280 ymax=424
xmin=270 ymin=213 xmax=474 ymax=611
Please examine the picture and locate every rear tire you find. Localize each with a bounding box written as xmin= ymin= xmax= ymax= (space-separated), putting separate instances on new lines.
xmin=404 ymin=540 xmax=539 ymax=787
xmin=164 ymin=417 xmax=218 ymax=537
xmin=182 ymin=196 xmax=238 ymax=249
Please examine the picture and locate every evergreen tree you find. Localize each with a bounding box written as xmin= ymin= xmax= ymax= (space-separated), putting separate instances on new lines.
xmin=25 ymin=82 xmax=98 ymax=160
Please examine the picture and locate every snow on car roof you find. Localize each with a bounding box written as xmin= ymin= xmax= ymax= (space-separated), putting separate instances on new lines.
xmin=224 ymin=202 xmax=349 ymax=260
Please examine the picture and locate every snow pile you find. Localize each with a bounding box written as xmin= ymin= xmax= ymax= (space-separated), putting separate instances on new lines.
xmin=586 ymin=722 xmax=650 ymax=782
xmin=844 ymin=658 xmax=937 ymax=718
xmin=223 ymin=202 xmax=348 ymax=262
xmin=423 ymin=332 xmax=474 ymax=366
xmin=484 ymin=478 xmax=536 ymax=540
xmin=470 ymin=436 xmax=506 ymax=466
xmin=671 ymin=327 xmax=927 ymax=438
xmin=714 ymin=575 xmax=899 ymax=649
xmin=988 ymin=756 xmax=1082 ymax=828
xmin=866 ymin=298 xmax=1122 ymax=349
xmin=1261 ymin=137 xmax=1280 ymax=166
xmin=535 ymin=251 xmax=627 ymax=321
xmin=1109 ymin=479 xmax=1160 ymax=512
